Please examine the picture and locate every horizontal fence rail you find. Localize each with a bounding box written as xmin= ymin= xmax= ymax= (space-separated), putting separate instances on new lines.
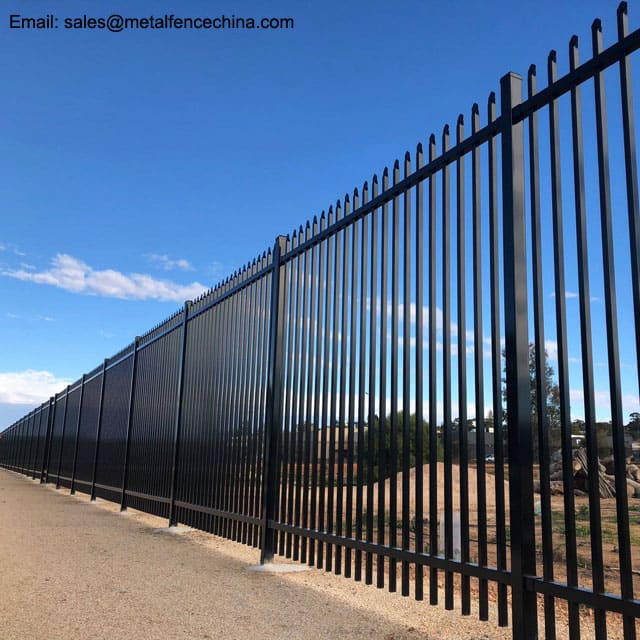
xmin=2 ymin=4 xmax=640 ymax=638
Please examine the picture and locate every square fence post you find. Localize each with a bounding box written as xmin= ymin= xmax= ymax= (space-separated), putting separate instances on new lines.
xmin=500 ymin=71 xmax=537 ymax=639
xmin=55 ymin=387 xmax=70 ymax=489
xmin=70 ymin=374 xmax=86 ymax=495
xmin=120 ymin=337 xmax=140 ymax=512
xmin=260 ymin=235 xmax=288 ymax=563
xmin=168 ymin=303 xmax=190 ymax=527
xmin=31 ymin=407 xmax=44 ymax=480
xmin=43 ymin=395 xmax=57 ymax=484
xmin=90 ymin=360 xmax=108 ymax=501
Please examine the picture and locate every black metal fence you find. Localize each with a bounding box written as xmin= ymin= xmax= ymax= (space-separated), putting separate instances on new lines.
xmin=2 ymin=4 xmax=640 ymax=638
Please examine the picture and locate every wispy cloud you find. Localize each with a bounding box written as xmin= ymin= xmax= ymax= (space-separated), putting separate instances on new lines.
xmin=0 ymin=242 xmax=26 ymax=257
xmin=145 ymin=253 xmax=194 ymax=272
xmin=550 ymin=291 xmax=579 ymax=299
xmin=5 ymin=312 xmax=54 ymax=322
xmin=570 ymin=388 xmax=640 ymax=419
xmin=0 ymin=370 xmax=71 ymax=405
xmin=209 ymin=260 xmax=226 ymax=282
xmin=2 ymin=254 xmax=207 ymax=303
xmin=544 ymin=339 xmax=558 ymax=361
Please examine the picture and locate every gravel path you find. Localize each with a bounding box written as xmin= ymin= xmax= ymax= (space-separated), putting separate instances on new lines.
xmin=0 ymin=468 xmax=511 ymax=640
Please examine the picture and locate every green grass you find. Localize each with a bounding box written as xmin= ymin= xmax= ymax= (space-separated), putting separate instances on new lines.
xmin=576 ymin=505 xmax=589 ymax=521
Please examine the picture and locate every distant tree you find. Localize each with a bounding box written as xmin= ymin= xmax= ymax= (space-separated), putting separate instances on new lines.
xmin=628 ymin=412 xmax=640 ymax=440
xmin=453 ymin=417 xmax=475 ymax=432
xmin=363 ymin=411 xmax=438 ymax=482
xmin=571 ymin=419 xmax=585 ymax=435
xmin=484 ymin=410 xmax=494 ymax=433
xmin=503 ymin=342 xmax=562 ymax=450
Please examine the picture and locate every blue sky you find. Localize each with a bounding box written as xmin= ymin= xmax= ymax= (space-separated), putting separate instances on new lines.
xmin=1 ymin=0 xmax=638 ymax=428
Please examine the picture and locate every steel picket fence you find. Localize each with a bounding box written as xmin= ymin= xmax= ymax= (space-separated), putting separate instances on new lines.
xmin=2 ymin=4 xmax=640 ymax=638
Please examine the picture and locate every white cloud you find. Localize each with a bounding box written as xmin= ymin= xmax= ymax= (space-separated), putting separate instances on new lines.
xmin=0 ymin=242 xmax=25 ymax=256
xmin=2 ymin=254 xmax=207 ymax=303
xmin=545 ymin=340 xmax=558 ymax=361
xmin=145 ymin=253 xmax=194 ymax=272
xmin=0 ymin=370 xmax=71 ymax=405
xmin=570 ymin=388 xmax=640 ymax=420
xmin=209 ymin=260 xmax=226 ymax=282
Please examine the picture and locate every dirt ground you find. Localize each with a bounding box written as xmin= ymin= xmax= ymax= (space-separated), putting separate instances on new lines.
xmin=0 ymin=468 xmax=511 ymax=640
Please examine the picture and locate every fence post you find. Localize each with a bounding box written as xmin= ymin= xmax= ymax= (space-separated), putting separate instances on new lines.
xmin=31 ymin=408 xmax=43 ymax=480
xmin=70 ymin=374 xmax=86 ymax=495
xmin=260 ymin=235 xmax=288 ymax=563
xmin=55 ymin=386 xmax=70 ymax=489
xmin=168 ymin=303 xmax=190 ymax=527
xmin=120 ymin=338 xmax=140 ymax=512
xmin=26 ymin=409 xmax=38 ymax=477
xmin=43 ymin=395 xmax=57 ymax=484
xmin=500 ymin=72 xmax=537 ymax=638
xmin=90 ymin=360 xmax=108 ymax=501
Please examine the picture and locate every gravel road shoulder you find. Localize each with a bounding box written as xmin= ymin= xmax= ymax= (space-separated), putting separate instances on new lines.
xmin=0 ymin=468 xmax=511 ymax=640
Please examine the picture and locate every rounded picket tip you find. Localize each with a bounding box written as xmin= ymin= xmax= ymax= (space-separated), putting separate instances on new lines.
xmin=382 ymin=166 xmax=389 ymax=178
xmin=471 ymin=103 xmax=479 ymax=116
xmin=618 ymin=1 xmax=629 ymax=33
xmin=429 ymin=133 xmax=436 ymax=145
xmin=548 ymin=49 xmax=557 ymax=64
xmin=457 ymin=113 xmax=464 ymax=126
xmin=528 ymin=64 xmax=537 ymax=78
xmin=393 ymin=159 xmax=400 ymax=170
xmin=569 ymin=34 xmax=579 ymax=49
xmin=404 ymin=150 xmax=411 ymax=161
xmin=443 ymin=123 xmax=450 ymax=136
xmin=416 ymin=142 xmax=423 ymax=154
xmin=372 ymin=173 xmax=378 ymax=185
xmin=592 ymin=18 xmax=602 ymax=33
